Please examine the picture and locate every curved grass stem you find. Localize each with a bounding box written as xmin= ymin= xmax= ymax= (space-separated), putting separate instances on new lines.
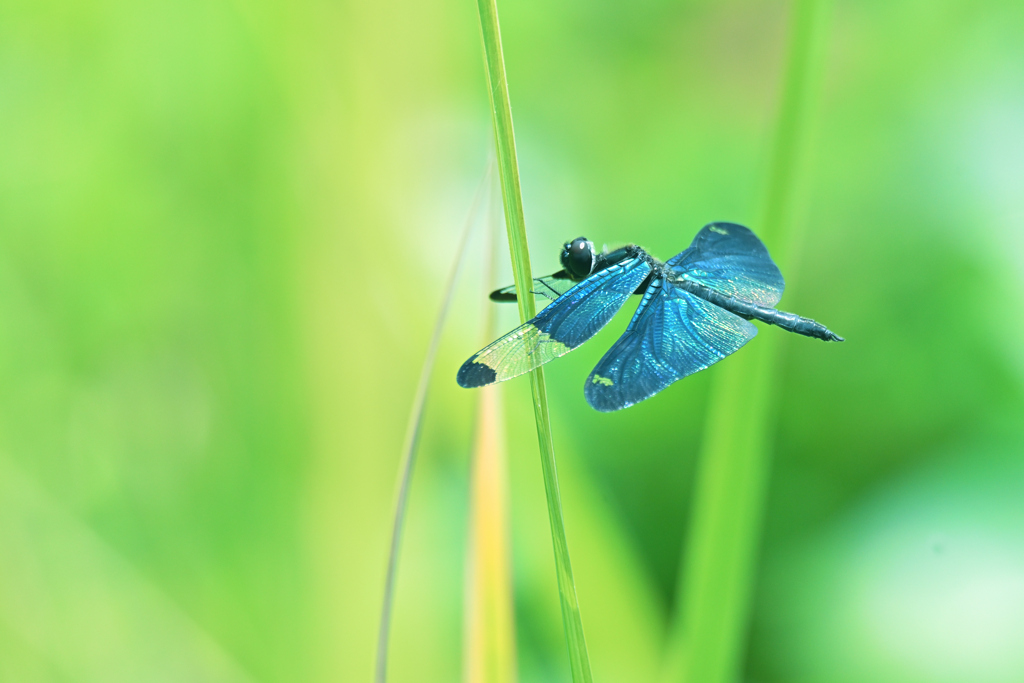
xmin=376 ymin=163 xmax=492 ymax=683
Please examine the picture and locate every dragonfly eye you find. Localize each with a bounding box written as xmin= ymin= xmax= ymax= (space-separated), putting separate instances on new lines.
xmin=561 ymin=237 xmax=596 ymax=279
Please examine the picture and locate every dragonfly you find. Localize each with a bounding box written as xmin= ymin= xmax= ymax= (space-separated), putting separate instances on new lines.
xmin=457 ymin=222 xmax=843 ymax=412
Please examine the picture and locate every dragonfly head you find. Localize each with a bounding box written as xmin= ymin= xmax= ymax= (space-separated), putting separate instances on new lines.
xmin=561 ymin=237 xmax=597 ymax=279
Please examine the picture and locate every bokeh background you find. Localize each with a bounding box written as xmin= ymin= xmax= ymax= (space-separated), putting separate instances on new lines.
xmin=2 ymin=0 xmax=1023 ymax=681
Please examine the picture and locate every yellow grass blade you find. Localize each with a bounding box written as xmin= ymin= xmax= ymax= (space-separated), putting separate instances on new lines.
xmin=464 ymin=182 xmax=517 ymax=683
xmin=463 ymin=385 xmax=517 ymax=683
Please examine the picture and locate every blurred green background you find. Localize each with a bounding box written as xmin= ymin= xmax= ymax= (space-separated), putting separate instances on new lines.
xmin=2 ymin=0 xmax=1023 ymax=681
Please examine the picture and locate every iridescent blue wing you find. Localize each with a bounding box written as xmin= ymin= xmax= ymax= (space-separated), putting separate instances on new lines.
xmin=458 ymin=257 xmax=652 ymax=388
xmin=668 ymin=222 xmax=784 ymax=307
xmin=585 ymin=276 xmax=756 ymax=411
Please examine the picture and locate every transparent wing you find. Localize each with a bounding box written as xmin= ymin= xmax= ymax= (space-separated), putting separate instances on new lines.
xmin=489 ymin=270 xmax=575 ymax=303
xmin=585 ymin=277 xmax=757 ymax=412
xmin=668 ymin=222 xmax=785 ymax=307
xmin=458 ymin=258 xmax=652 ymax=387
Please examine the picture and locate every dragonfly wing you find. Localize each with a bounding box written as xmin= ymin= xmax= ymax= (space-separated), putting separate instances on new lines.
xmin=585 ymin=277 xmax=756 ymax=412
xmin=668 ymin=222 xmax=785 ymax=307
xmin=458 ymin=258 xmax=652 ymax=387
xmin=489 ymin=271 xmax=575 ymax=303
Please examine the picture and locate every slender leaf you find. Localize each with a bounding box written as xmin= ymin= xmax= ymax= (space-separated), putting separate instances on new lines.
xmin=665 ymin=1 xmax=831 ymax=682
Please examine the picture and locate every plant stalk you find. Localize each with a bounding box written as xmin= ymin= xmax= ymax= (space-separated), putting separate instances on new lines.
xmin=475 ymin=1 xmax=593 ymax=681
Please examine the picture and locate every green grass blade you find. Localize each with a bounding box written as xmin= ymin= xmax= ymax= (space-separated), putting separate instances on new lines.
xmin=474 ymin=2 xmax=593 ymax=681
xmin=375 ymin=163 xmax=493 ymax=683
xmin=665 ymin=1 xmax=830 ymax=682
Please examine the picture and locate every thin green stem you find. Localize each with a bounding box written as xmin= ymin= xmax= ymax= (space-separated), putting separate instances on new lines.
xmin=666 ymin=1 xmax=829 ymax=682
xmin=376 ymin=164 xmax=492 ymax=683
xmin=475 ymin=2 xmax=593 ymax=681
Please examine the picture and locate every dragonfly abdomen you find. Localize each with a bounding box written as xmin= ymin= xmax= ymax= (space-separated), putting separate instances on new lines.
xmin=672 ymin=276 xmax=844 ymax=342
xmin=744 ymin=306 xmax=844 ymax=341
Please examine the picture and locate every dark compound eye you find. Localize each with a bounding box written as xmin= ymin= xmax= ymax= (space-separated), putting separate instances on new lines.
xmin=560 ymin=237 xmax=596 ymax=279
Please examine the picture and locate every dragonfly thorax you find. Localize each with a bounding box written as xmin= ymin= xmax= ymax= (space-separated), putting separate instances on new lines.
xmin=561 ymin=237 xmax=597 ymax=279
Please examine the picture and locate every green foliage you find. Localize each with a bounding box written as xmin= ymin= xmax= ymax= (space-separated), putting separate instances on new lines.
xmin=2 ymin=0 xmax=1023 ymax=682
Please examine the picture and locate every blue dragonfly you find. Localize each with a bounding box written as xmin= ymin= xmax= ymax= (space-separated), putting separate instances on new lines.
xmin=457 ymin=222 xmax=843 ymax=411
